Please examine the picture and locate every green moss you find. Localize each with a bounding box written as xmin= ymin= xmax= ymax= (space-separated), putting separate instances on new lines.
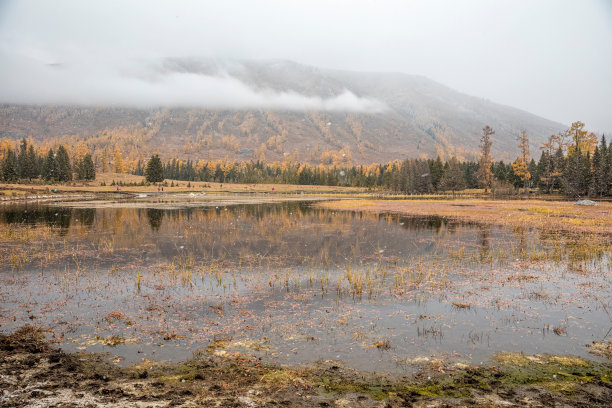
xmin=491 ymin=352 xmax=611 ymax=388
xmin=308 ymin=353 xmax=611 ymax=402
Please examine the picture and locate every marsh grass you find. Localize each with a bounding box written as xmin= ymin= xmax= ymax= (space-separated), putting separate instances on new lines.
xmin=451 ymin=301 xmax=472 ymax=309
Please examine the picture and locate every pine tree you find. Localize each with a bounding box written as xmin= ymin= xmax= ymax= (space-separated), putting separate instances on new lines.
xmin=475 ymin=125 xmax=494 ymax=193
xmin=607 ymin=136 xmax=612 ymax=195
xmin=55 ymin=145 xmax=73 ymax=182
xmin=42 ymin=149 xmax=57 ymax=181
xmin=528 ymin=158 xmax=538 ymax=187
xmin=594 ymin=135 xmax=609 ymax=196
xmin=537 ymin=151 xmax=552 ymax=193
xmin=591 ymin=145 xmax=603 ymax=196
xmin=492 ymin=161 xmax=507 ymax=182
xmin=429 ymin=157 xmax=444 ymax=190
xmin=145 ymin=154 xmax=164 ymax=183
xmin=81 ymin=154 xmax=96 ymax=180
xmin=16 ymin=139 xmax=30 ymax=179
xmin=552 ymin=148 xmax=565 ymax=191
xmin=1 ymin=148 xmax=18 ymax=182
xmin=439 ymin=157 xmax=466 ymax=196
xmin=563 ymin=147 xmax=590 ymax=198
xmin=27 ymin=145 xmax=38 ymax=179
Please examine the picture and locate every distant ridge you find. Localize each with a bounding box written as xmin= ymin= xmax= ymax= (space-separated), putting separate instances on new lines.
xmin=0 ymin=59 xmax=565 ymax=163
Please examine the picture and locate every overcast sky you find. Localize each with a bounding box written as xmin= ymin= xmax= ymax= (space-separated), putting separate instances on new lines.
xmin=0 ymin=0 xmax=611 ymax=132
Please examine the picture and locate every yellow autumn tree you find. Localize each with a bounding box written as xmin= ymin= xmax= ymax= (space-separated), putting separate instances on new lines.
xmin=512 ymin=130 xmax=531 ymax=192
xmin=475 ymin=125 xmax=494 ymax=193
xmin=566 ymin=121 xmax=597 ymax=155
xmin=113 ymin=150 xmax=125 ymax=173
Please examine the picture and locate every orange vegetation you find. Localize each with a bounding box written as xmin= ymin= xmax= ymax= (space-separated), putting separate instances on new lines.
xmin=315 ymin=199 xmax=612 ymax=235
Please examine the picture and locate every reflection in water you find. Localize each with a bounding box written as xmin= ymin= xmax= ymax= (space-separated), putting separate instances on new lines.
xmin=146 ymin=208 xmax=165 ymax=231
xmin=479 ymin=225 xmax=490 ymax=260
xmin=0 ymin=199 xmax=609 ymax=374
xmin=78 ymin=208 xmax=95 ymax=227
xmin=0 ymin=205 xmax=73 ymax=233
xmin=3 ymin=202 xmax=503 ymax=269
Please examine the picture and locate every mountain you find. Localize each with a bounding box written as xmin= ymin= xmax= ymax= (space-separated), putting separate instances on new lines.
xmin=0 ymin=59 xmax=566 ymax=164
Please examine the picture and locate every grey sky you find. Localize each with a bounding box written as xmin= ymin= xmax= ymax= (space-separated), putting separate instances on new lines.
xmin=0 ymin=0 xmax=611 ymax=132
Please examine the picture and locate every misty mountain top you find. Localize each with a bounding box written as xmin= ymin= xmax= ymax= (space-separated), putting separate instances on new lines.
xmin=0 ymin=58 xmax=566 ymax=163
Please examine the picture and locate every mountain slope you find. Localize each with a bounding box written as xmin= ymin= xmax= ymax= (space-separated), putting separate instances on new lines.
xmin=0 ymin=59 xmax=566 ymax=164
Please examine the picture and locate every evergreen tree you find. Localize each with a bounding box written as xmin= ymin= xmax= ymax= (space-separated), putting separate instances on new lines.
xmin=42 ymin=149 xmax=58 ymax=181
xmin=607 ymin=136 xmax=612 ymax=195
xmin=55 ymin=145 xmax=73 ymax=182
xmin=16 ymin=139 xmax=30 ymax=179
xmin=460 ymin=161 xmax=479 ymax=188
xmin=563 ymin=147 xmax=590 ymax=198
xmin=528 ymin=158 xmax=538 ymax=187
xmin=439 ymin=157 xmax=466 ymax=196
xmin=492 ymin=161 xmax=508 ymax=182
xmin=429 ymin=157 xmax=444 ymax=190
xmin=536 ymin=151 xmax=552 ymax=193
xmin=1 ymin=148 xmax=18 ymax=182
xmin=145 ymin=154 xmax=164 ymax=183
xmin=552 ymin=148 xmax=565 ymax=192
xmin=591 ymin=145 xmax=602 ymax=196
xmin=27 ymin=145 xmax=39 ymax=179
xmin=81 ymin=154 xmax=96 ymax=180
xmin=592 ymin=135 xmax=609 ymax=196
xmin=76 ymin=154 xmax=96 ymax=181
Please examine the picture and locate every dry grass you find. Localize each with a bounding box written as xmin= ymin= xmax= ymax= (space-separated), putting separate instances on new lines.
xmin=451 ymin=301 xmax=472 ymax=309
xmin=315 ymin=199 xmax=612 ymax=235
xmin=0 ymin=173 xmax=369 ymax=197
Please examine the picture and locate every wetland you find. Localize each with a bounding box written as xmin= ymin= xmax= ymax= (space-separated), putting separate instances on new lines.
xmin=1 ymin=194 xmax=611 ymax=406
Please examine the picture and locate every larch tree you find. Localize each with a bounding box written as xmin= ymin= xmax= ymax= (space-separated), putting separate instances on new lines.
xmin=113 ymin=150 xmax=125 ymax=173
xmin=567 ymin=121 xmax=598 ymax=155
xmin=512 ymin=130 xmax=531 ymax=191
xmin=475 ymin=125 xmax=494 ymax=193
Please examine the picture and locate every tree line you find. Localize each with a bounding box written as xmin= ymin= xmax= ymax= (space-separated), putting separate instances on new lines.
xmin=2 ymin=121 xmax=611 ymax=198
xmin=0 ymin=139 xmax=95 ymax=183
xmin=138 ymin=121 xmax=611 ymax=198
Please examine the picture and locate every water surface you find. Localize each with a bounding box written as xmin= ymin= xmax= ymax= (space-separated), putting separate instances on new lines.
xmin=0 ymin=195 xmax=609 ymax=372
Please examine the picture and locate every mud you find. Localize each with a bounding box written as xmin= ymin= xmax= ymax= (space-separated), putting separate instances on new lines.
xmin=1 ymin=327 xmax=610 ymax=407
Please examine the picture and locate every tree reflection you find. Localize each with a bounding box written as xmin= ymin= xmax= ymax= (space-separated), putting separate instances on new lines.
xmin=146 ymin=208 xmax=165 ymax=231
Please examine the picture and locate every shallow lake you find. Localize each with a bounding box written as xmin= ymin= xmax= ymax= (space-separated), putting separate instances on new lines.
xmin=0 ymin=195 xmax=610 ymax=373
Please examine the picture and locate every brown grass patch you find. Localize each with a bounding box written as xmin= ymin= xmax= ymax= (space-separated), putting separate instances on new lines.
xmin=315 ymin=199 xmax=612 ymax=235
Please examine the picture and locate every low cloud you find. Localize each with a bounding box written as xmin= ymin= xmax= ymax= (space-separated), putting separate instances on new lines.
xmin=0 ymin=51 xmax=387 ymax=112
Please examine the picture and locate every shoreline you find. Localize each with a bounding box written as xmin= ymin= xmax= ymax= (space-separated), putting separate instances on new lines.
xmin=1 ymin=326 xmax=610 ymax=407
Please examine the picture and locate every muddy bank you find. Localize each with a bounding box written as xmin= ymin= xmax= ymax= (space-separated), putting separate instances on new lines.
xmin=1 ymin=327 xmax=610 ymax=407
